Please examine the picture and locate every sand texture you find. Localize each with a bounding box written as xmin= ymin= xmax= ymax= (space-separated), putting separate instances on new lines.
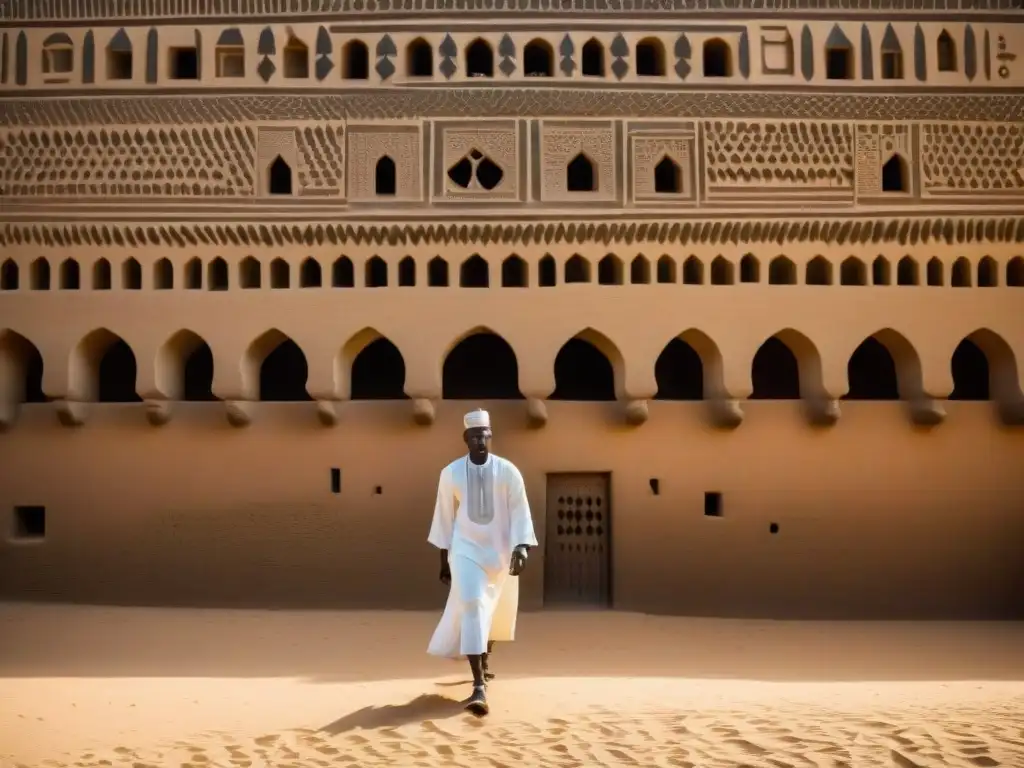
xmin=1 ymin=604 xmax=1023 ymax=767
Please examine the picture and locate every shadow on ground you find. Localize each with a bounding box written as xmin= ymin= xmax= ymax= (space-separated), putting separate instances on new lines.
xmin=320 ymin=694 xmax=467 ymax=734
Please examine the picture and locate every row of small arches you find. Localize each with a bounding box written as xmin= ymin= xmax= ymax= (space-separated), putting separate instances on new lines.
xmin=0 ymin=328 xmax=1007 ymax=406
xmin=4 ymin=254 xmax=1023 ymax=292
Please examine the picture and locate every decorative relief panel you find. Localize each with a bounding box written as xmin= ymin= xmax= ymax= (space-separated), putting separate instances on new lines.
xmin=629 ymin=123 xmax=697 ymax=205
xmin=703 ymin=120 xmax=854 ymax=203
xmin=257 ymin=126 xmax=298 ymax=196
xmin=295 ymin=123 xmax=346 ymax=197
xmin=0 ymin=125 xmax=256 ymax=198
xmin=921 ymin=123 xmax=1024 ymax=198
xmin=539 ymin=121 xmax=617 ymax=203
xmin=855 ymin=123 xmax=913 ymax=199
xmin=436 ymin=121 xmax=519 ymax=202
xmin=346 ymin=125 xmax=422 ymax=202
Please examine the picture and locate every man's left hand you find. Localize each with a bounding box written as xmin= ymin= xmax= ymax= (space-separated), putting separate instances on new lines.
xmin=509 ymin=546 xmax=529 ymax=576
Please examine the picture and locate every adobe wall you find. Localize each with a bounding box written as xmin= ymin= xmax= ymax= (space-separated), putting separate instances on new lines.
xmin=1 ymin=399 xmax=1022 ymax=619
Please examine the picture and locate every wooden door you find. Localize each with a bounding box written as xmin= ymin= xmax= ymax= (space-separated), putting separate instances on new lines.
xmin=543 ymin=473 xmax=611 ymax=607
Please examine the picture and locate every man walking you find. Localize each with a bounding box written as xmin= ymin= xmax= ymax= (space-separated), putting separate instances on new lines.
xmin=427 ymin=409 xmax=538 ymax=715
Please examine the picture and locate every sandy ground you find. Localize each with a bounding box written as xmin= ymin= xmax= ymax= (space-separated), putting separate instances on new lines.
xmin=1 ymin=604 xmax=1023 ymax=767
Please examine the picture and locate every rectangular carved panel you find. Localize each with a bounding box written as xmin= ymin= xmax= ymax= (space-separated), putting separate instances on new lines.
xmin=703 ymin=119 xmax=855 ymax=204
xmin=629 ymin=124 xmax=697 ymax=206
xmin=538 ymin=120 xmax=618 ymax=204
xmin=855 ymin=122 xmax=914 ymax=200
xmin=921 ymin=122 xmax=1024 ymax=199
xmin=295 ymin=123 xmax=346 ymax=198
xmin=346 ymin=124 xmax=422 ymax=202
xmin=0 ymin=124 xmax=257 ymax=197
xmin=433 ymin=120 xmax=519 ymax=203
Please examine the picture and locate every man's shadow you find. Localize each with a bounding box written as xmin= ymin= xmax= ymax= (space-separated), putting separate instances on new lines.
xmin=319 ymin=694 xmax=469 ymax=735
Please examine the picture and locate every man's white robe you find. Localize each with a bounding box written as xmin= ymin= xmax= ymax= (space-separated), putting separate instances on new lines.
xmin=427 ymin=453 xmax=538 ymax=659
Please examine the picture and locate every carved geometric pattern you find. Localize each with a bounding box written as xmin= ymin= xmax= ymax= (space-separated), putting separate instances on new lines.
xmin=498 ymin=34 xmax=516 ymax=77
xmin=3 ymin=94 xmax=1024 ymax=127
xmin=441 ymin=127 xmax=517 ymax=199
xmin=5 ymin=0 xmax=1023 ymax=18
xmin=347 ymin=128 xmax=421 ymax=200
xmin=375 ymin=34 xmax=397 ymax=81
xmin=559 ymin=34 xmax=575 ymax=76
xmin=633 ymin=136 xmax=695 ymax=201
xmin=610 ymin=33 xmax=629 ymax=80
xmin=704 ymin=121 xmax=854 ymax=191
xmin=855 ymin=123 xmax=912 ymax=198
xmin=540 ymin=123 xmax=616 ymax=201
xmin=439 ymin=34 xmax=457 ymax=80
xmin=674 ymin=34 xmax=691 ymax=79
xmin=921 ymin=123 xmax=1024 ymax=194
xmin=295 ymin=124 xmax=346 ymax=194
xmin=3 ymin=218 xmax=1023 ymax=251
xmin=0 ymin=126 xmax=256 ymax=197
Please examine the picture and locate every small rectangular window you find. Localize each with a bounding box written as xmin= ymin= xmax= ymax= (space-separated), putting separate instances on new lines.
xmin=330 ymin=468 xmax=341 ymax=494
xmin=216 ymin=47 xmax=245 ymax=78
xmin=12 ymin=506 xmax=46 ymax=540
xmin=169 ymin=47 xmax=199 ymax=80
xmin=704 ymin=492 xmax=722 ymax=517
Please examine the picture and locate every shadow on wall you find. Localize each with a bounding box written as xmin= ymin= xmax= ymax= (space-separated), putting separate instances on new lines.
xmin=1 ymin=604 xmax=1023 ymax=684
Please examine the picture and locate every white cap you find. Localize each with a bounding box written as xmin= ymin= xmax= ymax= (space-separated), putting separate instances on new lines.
xmin=463 ymin=409 xmax=491 ymax=430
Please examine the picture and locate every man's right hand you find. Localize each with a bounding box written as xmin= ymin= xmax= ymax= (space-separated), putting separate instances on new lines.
xmin=439 ymin=563 xmax=452 ymax=586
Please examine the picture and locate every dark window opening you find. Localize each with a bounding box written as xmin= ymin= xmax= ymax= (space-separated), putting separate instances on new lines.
xmin=208 ymin=258 xmax=229 ymax=291
xmin=897 ymin=257 xmax=918 ymax=286
xmin=300 ymin=258 xmax=322 ymax=288
xmin=872 ymin=257 xmax=891 ymax=286
xmin=635 ymin=38 xmax=665 ymax=76
xmin=710 ymin=257 xmax=734 ymax=285
xmin=169 ymin=47 xmax=199 ymax=80
xmin=1007 ymin=257 xmax=1024 ymax=287
xmin=751 ymin=337 xmax=800 ymax=399
xmin=270 ymin=259 xmax=290 ymax=289
xmin=107 ymin=49 xmax=133 ymax=80
xmin=630 ymin=257 xmax=650 ymax=285
xmin=740 ymin=255 xmax=759 ymax=284
xmin=649 ymin=478 xmax=660 ymax=496
xmin=840 ymin=258 xmax=866 ymax=286
xmin=443 ymin=332 xmax=523 ymax=399
xmin=501 ymin=256 xmax=527 ymax=287
xmin=949 ymin=339 xmax=989 ymax=401
xmin=881 ymin=50 xmax=903 ymax=80
xmin=342 ymin=40 xmax=368 ymax=79
xmin=657 ymin=257 xmax=676 ymax=283
xmin=844 ymin=337 xmax=899 ymax=400
xmin=704 ymin=492 xmax=722 ymax=517
xmin=183 ymin=341 xmax=216 ymax=401
xmin=825 ymin=46 xmax=852 ymax=80
xmin=683 ymin=257 xmax=703 ymax=285
xmin=952 ymin=258 xmax=971 ymax=288
xmin=460 ymin=255 xmax=489 ymax=288
xmin=927 ymin=258 xmax=944 ymax=287
xmin=564 ymin=255 xmax=590 ymax=284
xmin=428 ymin=257 xmax=449 ymax=287
xmin=374 ymin=486 xmax=383 ymax=495
xmin=268 ymin=156 xmax=293 ymax=195
xmin=239 ymin=257 xmax=261 ymax=289
xmin=154 ymin=258 xmax=173 ymax=290
xmin=654 ymin=156 xmax=682 ymax=194
xmin=93 ymin=259 xmax=112 ymax=290
xmin=407 ymin=38 xmax=433 ymax=76
xmin=259 ymin=339 xmax=312 ymax=402
xmin=98 ymin=339 xmax=142 ymax=403
xmin=122 ymin=258 xmax=142 ymax=290
xmin=398 ymin=256 xmax=416 ymax=287
xmin=375 ymin=155 xmax=397 ymax=196
xmin=350 ymin=338 xmax=407 ymax=400
xmin=769 ymin=257 xmax=796 ymax=285
xmin=466 ymin=39 xmax=494 ymax=77
xmin=283 ymin=40 xmax=310 ymax=78
xmin=769 ymin=522 xmax=779 ymax=535
xmin=937 ymin=30 xmax=957 ymax=72
xmin=598 ymin=256 xmax=623 ymax=286
xmin=654 ymin=338 xmax=703 ymax=400
xmin=366 ymin=257 xmax=388 ymax=288
xmin=581 ymin=38 xmax=604 ymax=76
xmin=806 ymin=257 xmax=832 ymax=286
xmin=539 ymin=255 xmax=557 ymax=287
xmin=330 ymin=468 xmax=342 ymax=494
xmin=523 ymin=39 xmax=553 ymax=76
xmin=0 ymin=260 xmax=18 ymax=291
xmin=978 ymin=257 xmax=998 ymax=288
xmin=19 ymin=342 xmax=47 ymax=404
xmin=475 ymin=156 xmax=503 ymax=190
xmin=30 ymin=259 xmax=51 ymax=291
xmin=550 ymin=338 xmax=615 ymax=401
xmin=702 ymin=38 xmax=731 ymax=77
xmin=566 ymin=153 xmax=596 ymax=192
xmin=59 ymin=259 xmax=80 ymax=290
xmin=448 ymin=157 xmax=473 ymax=188
xmin=332 ymin=257 xmax=354 ymax=288
xmin=12 ymin=506 xmax=45 ymax=540
xmin=881 ymin=155 xmax=907 ymax=193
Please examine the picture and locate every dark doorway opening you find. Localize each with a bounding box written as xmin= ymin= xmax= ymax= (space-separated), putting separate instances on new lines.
xmin=443 ymin=332 xmax=523 ymax=399
xmin=949 ymin=339 xmax=989 ymax=401
xmin=350 ymin=338 xmax=407 ymax=400
xmin=750 ymin=337 xmax=800 ymax=399
xmin=259 ymin=340 xmax=311 ymax=402
xmin=654 ymin=339 xmax=703 ymax=400
xmin=551 ymin=338 xmax=615 ymax=401
xmin=98 ymin=339 xmax=142 ymax=403
xmin=844 ymin=337 xmax=899 ymax=400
